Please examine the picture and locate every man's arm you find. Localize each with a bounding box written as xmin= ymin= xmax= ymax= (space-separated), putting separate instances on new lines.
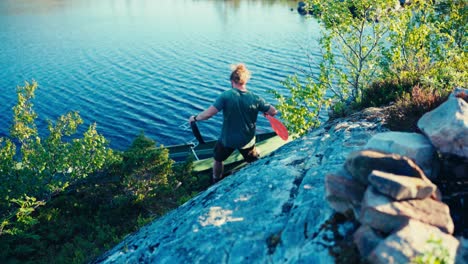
xmin=189 ymin=106 xmax=219 ymax=122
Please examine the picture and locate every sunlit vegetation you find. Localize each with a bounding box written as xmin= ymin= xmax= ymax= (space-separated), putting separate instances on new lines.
xmin=274 ymin=0 xmax=467 ymax=134
xmin=1 ymin=1 xmax=466 ymax=263
xmin=0 ymin=82 xmax=208 ymax=263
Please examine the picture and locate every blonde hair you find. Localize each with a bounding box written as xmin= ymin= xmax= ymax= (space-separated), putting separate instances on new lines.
xmin=230 ymin=63 xmax=251 ymax=85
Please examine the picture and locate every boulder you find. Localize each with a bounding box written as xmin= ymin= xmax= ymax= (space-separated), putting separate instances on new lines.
xmin=418 ymin=87 xmax=468 ymax=158
xmin=325 ymin=167 xmax=366 ymax=217
xmin=364 ymin=131 xmax=438 ymax=178
xmin=345 ymin=150 xmax=427 ymax=185
xmin=368 ymin=170 xmax=436 ymax=200
xmin=360 ymin=187 xmax=454 ymax=234
xmin=369 ymin=220 xmax=460 ymax=264
xmin=353 ymin=225 xmax=385 ymax=259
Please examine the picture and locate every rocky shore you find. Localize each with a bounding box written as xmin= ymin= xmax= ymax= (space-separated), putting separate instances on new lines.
xmin=95 ymin=89 xmax=467 ymax=263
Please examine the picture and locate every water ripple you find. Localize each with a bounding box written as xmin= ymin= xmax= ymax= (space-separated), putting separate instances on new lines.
xmin=0 ymin=0 xmax=322 ymax=150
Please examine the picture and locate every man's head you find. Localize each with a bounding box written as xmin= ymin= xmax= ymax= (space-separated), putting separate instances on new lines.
xmin=230 ymin=63 xmax=251 ymax=85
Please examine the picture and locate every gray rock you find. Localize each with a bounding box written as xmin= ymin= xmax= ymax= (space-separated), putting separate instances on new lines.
xmin=360 ymin=187 xmax=454 ymax=234
xmin=353 ymin=225 xmax=385 ymax=259
xmin=369 ymin=219 xmax=460 ymax=264
xmin=345 ymin=150 xmax=426 ymax=184
xmin=94 ymin=117 xmax=387 ymax=263
xmin=364 ymin=131 xmax=439 ymax=178
xmin=368 ymin=170 xmax=436 ymax=200
xmin=418 ymin=87 xmax=468 ymax=158
xmin=325 ymin=167 xmax=366 ymax=217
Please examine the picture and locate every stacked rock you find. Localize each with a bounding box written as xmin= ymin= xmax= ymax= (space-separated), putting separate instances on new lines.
xmin=325 ymin=88 xmax=467 ymax=263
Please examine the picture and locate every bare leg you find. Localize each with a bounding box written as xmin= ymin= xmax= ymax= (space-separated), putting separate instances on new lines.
xmin=213 ymin=160 xmax=224 ymax=182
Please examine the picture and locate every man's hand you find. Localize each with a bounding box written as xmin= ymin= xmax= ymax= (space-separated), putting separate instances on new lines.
xmin=265 ymin=105 xmax=278 ymax=116
xmin=189 ymin=115 xmax=197 ymax=123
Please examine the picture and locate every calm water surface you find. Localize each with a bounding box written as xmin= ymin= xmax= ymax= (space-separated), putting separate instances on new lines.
xmin=0 ymin=0 xmax=321 ymax=150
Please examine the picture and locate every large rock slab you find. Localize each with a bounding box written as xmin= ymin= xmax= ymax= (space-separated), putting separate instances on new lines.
xmin=418 ymin=87 xmax=468 ymax=158
xmin=325 ymin=167 xmax=366 ymax=217
xmin=360 ymin=187 xmax=454 ymax=234
xmin=364 ymin=131 xmax=438 ymax=178
xmin=369 ymin=220 xmax=460 ymax=264
xmin=368 ymin=170 xmax=436 ymax=200
xmin=94 ymin=116 xmax=387 ymax=263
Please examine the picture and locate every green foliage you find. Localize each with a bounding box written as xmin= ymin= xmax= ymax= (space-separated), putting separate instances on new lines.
xmin=121 ymin=132 xmax=174 ymax=202
xmin=0 ymin=178 xmax=145 ymax=264
xmin=0 ymin=82 xmax=202 ymax=263
xmin=386 ymin=85 xmax=448 ymax=132
xmin=276 ymin=0 xmax=397 ymax=132
xmin=0 ymin=81 xmax=119 ymax=236
xmin=309 ymin=0 xmax=396 ymax=102
xmin=276 ymin=0 xmax=466 ymax=131
xmin=120 ymin=133 xmax=203 ymax=213
xmin=0 ymin=128 xmax=201 ymax=263
xmin=270 ymin=75 xmax=328 ymax=136
xmin=412 ymin=236 xmax=451 ymax=264
xmin=358 ymin=77 xmax=417 ymax=108
xmin=382 ymin=0 xmax=467 ymax=92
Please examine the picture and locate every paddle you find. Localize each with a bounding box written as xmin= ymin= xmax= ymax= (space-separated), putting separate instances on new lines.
xmin=190 ymin=121 xmax=205 ymax=144
xmin=265 ymin=114 xmax=288 ymax=141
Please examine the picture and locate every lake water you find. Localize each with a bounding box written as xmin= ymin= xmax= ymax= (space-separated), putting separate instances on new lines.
xmin=0 ymin=0 xmax=322 ymax=150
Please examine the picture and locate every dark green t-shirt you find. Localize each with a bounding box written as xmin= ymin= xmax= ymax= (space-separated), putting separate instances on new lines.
xmin=213 ymin=88 xmax=271 ymax=148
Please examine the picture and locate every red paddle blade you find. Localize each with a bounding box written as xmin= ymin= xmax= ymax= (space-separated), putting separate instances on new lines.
xmin=265 ymin=115 xmax=288 ymax=141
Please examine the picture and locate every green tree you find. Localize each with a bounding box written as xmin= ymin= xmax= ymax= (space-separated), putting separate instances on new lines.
xmin=0 ymin=81 xmax=119 ymax=236
xmin=312 ymin=0 xmax=397 ymax=102
xmin=275 ymin=0 xmax=397 ymax=135
xmin=270 ymin=75 xmax=328 ymax=137
xmin=382 ymin=0 xmax=467 ymax=90
xmin=275 ymin=0 xmax=466 ymax=135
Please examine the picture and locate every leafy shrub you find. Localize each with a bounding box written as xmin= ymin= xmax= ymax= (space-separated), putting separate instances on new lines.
xmin=0 ymin=81 xmax=119 ymax=236
xmin=121 ymin=133 xmax=174 ymax=202
xmin=358 ymin=77 xmax=417 ymax=109
xmin=270 ymin=75 xmax=328 ymax=136
xmin=0 ymin=82 xmax=204 ymax=263
xmin=119 ymin=132 xmax=200 ymax=214
xmin=328 ymin=101 xmax=348 ymax=119
xmin=0 ymin=131 xmax=200 ymax=263
xmin=0 ymin=176 xmax=147 ymax=264
xmin=386 ymin=85 xmax=449 ymax=132
xmin=276 ymin=0 xmax=465 ymax=128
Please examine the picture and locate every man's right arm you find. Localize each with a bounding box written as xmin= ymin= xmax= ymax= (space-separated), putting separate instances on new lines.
xmin=189 ymin=106 xmax=219 ymax=122
xmin=197 ymin=106 xmax=219 ymax=120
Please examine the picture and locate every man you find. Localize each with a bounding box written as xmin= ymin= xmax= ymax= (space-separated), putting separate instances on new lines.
xmin=188 ymin=64 xmax=278 ymax=183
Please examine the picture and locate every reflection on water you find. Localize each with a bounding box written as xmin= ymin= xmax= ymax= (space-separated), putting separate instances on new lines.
xmin=0 ymin=0 xmax=321 ymax=150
